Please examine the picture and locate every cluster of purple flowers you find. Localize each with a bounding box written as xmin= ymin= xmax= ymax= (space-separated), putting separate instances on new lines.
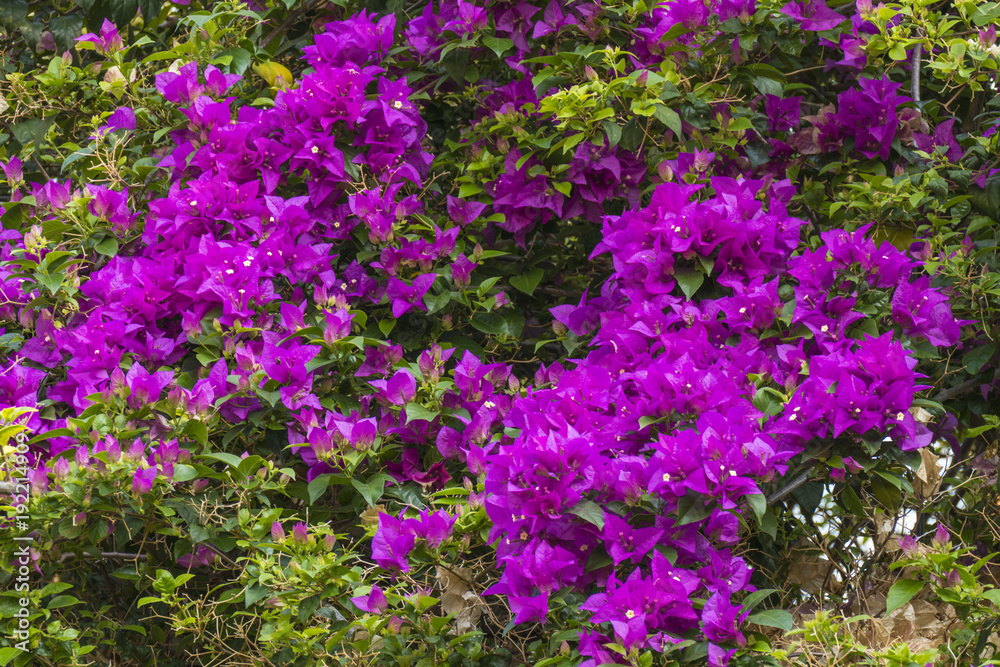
xmin=371 ymin=509 xmax=458 ymax=571
xmin=485 ymin=168 xmax=960 ymax=664
xmin=41 ymin=434 xmax=187 ymax=497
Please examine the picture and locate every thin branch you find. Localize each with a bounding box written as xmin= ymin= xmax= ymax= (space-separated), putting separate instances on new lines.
xmin=932 ymin=377 xmax=985 ymax=403
xmin=911 ymin=44 xmax=922 ymax=103
xmin=59 ymin=551 xmax=149 ymax=562
xmin=202 ymin=542 xmax=241 ymax=569
xmin=768 ymin=470 xmax=812 ymax=505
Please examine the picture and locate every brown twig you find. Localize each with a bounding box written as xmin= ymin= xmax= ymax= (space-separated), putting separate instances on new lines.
xmin=0 ymin=480 xmax=26 ymax=494
xmin=768 ymin=470 xmax=812 ymax=505
xmin=58 ymin=551 xmax=149 ymax=562
xmin=933 ymin=377 xmax=986 ymax=403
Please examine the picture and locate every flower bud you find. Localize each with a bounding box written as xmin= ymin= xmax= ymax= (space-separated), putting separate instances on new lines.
xmin=271 ymin=521 xmax=285 ymax=542
xmin=981 ymin=25 xmax=997 ymax=47
xmin=932 ymin=523 xmax=950 ymax=548
xmin=658 ymin=161 xmax=674 ymax=182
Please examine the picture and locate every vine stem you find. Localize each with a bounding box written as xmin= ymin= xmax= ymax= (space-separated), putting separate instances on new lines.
xmin=59 ymin=552 xmax=148 ymax=562
xmin=0 ymin=481 xmax=24 ymax=494
xmin=767 ymin=470 xmax=811 ymax=504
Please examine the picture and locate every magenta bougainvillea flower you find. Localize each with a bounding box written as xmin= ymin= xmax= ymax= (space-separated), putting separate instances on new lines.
xmin=351 ymin=585 xmax=389 ymax=613
xmin=779 ymin=0 xmax=844 ymax=31
xmin=75 ymin=19 xmax=123 ymax=53
xmin=132 ymin=466 xmax=157 ymax=494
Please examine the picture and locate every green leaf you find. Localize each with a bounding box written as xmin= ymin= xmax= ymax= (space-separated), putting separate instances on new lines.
xmin=720 ymin=17 xmax=745 ymax=33
xmin=674 ymin=268 xmax=704 ymax=299
xmin=199 ymin=452 xmax=243 ymax=468
xmin=138 ymin=0 xmax=163 ymax=21
xmin=244 ymin=582 xmax=269 ymax=607
xmin=94 ymin=236 xmax=119 ymax=256
xmin=352 ymin=474 xmax=391 ymax=507
xmin=0 ymin=0 xmax=28 ymax=32
xmin=219 ymin=46 xmax=252 ymax=75
xmin=383 ymin=482 xmax=426 ymax=509
xmin=874 ymin=470 xmax=902 ymax=489
xmin=638 ymin=415 xmax=664 ymax=429
xmin=236 ymin=455 xmax=264 ymax=478
xmin=871 ymin=475 xmax=902 ymax=510
xmin=298 ymin=594 xmax=323 ymax=623
xmin=38 ymin=582 xmax=73 ymax=597
xmin=503 ymin=309 xmax=524 ymax=338
xmin=790 ymin=480 xmax=824 ymax=516
xmin=441 ymin=48 xmax=469 ymax=83
xmin=983 ymin=589 xmax=1000 ymax=605
xmin=963 ymin=342 xmax=996 ymax=375
xmin=0 ymin=647 xmax=23 ymax=667
xmin=676 ymin=492 xmax=712 ymax=525
xmin=308 ymin=473 xmax=334 ymax=504
xmin=746 ymin=608 xmax=794 ymax=631
xmin=405 ymin=402 xmax=440 ymax=422
xmin=50 ymin=13 xmax=84 ymax=52
xmin=620 ymin=118 xmax=644 ymax=151
xmin=760 ymin=511 xmax=777 ymax=539
xmin=751 ymin=76 xmax=783 ymax=96
xmin=567 ymin=499 xmax=605 ymax=530
xmin=171 ymin=464 xmax=198 ymax=482
xmin=602 ymin=119 xmax=622 ymax=146
xmin=481 ymin=35 xmax=513 ymax=57
xmin=35 ymin=272 xmax=64 ymax=294
xmin=510 ymin=268 xmax=543 ymax=295
xmin=653 ymin=104 xmax=683 ymax=137
xmin=110 ymin=0 xmax=139 ymax=27
xmin=745 ymin=494 xmax=766 ymax=523
xmin=840 ymin=484 xmax=865 ymax=516
xmin=152 ymin=569 xmax=176 ymax=594
xmin=727 ymin=116 xmax=755 ymax=132
xmin=47 ymin=595 xmax=81 ymax=609
xmin=174 ymin=573 xmax=195 ymax=588
xmin=741 ymin=588 xmax=778 ymax=612
xmin=62 ymin=145 xmax=95 ymax=173
xmin=885 ymin=579 xmax=923 ymax=616
xmin=963 ymin=414 xmax=1000 ymax=439
xmin=18 ymin=19 xmax=40 ymax=48
xmin=185 ymin=421 xmax=208 ymax=447
xmin=472 ymin=310 xmax=522 ymax=338
xmin=10 ymin=117 xmax=54 ymax=153
xmin=424 ymin=290 xmax=451 ymax=314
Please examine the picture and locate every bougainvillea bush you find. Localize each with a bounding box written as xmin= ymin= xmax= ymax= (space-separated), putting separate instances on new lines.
xmin=2 ymin=0 xmax=1000 ymax=665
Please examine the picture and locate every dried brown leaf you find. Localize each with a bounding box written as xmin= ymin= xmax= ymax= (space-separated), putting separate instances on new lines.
xmin=913 ymin=448 xmax=942 ymax=498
